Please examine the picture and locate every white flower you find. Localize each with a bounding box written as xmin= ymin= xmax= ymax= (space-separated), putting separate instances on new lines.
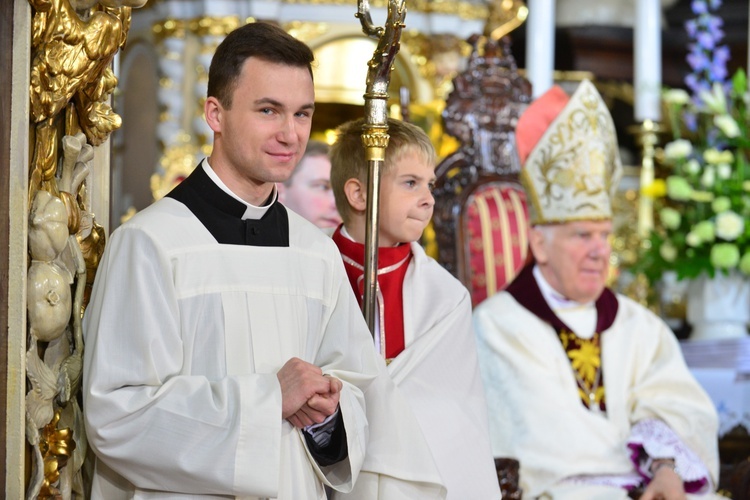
xmin=686 ymin=232 xmax=702 ymax=247
xmin=701 ymin=166 xmax=715 ymax=188
xmin=660 ymin=242 xmax=677 ymax=262
xmin=717 ymin=163 xmax=732 ymax=179
xmin=684 ymin=159 xmax=701 ymax=175
xmin=703 ymin=148 xmax=734 ymax=165
xmin=663 ymin=89 xmax=690 ymax=106
xmin=712 ymin=196 xmax=732 ymax=213
xmin=664 ymin=139 xmax=693 ymax=160
xmin=693 ymin=221 xmax=715 ymax=242
xmin=699 ymin=82 xmax=728 ymax=114
xmin=659 ymin=207 xmax=681 ymax=229
xmin=715 ymin=211 xmax=745 ymax=240
xmin=714 ymin=114 xmax=741 ymax=138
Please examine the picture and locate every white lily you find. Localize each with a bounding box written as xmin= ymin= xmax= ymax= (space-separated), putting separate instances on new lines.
xmin=699 ymin=82 xmax=728 ymax=115
xmin=714 ymin=114 xmax=741 ymax=138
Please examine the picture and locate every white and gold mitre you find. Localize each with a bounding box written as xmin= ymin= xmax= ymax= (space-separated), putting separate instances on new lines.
xmin=515 ymin=79 xmax=622 ymax=225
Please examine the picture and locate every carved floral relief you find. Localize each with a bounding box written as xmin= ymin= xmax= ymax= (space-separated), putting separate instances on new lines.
xmin=26 ymin=0 xmax=144 ymax=497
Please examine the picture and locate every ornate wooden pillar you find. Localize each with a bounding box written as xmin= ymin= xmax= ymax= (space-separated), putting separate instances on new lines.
xmin=6 ymin=1 xmax=31 ymax=497
xmin=12 ymin=1 xmax=146 ymax=498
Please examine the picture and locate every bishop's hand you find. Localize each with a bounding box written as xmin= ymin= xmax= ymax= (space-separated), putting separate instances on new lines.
xmin=639 ymin=462 xmax=685 ymax=500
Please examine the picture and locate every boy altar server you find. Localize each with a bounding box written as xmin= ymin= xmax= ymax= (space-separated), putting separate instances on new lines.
xmin=328 ymin=118 xmax=501 ymax=499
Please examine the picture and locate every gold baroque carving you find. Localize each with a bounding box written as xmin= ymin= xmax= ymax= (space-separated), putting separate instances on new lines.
xmin=401 ymin=31 xmax=469 ymax=98
xmin=29 ymin=0 xmax=134 ymax=145
xmin=152 ymin=18 xmax=189 ymax=40
xmin=150 ymin=140 xmax=200 ymax=201
xmin=189 ymin=15 xmax=244 ymax=37
xmin=283 ymin=21 xmax=330 ymax=43
xmin=38 ymin=410 xmax=75 ymax=499
xmin=485 ymin=0 xmax=528 ymax=40
xmin=26 ymin=0 xmax=145 ymax=497
xmin=281 ymin=0 xmax=489 ymax=19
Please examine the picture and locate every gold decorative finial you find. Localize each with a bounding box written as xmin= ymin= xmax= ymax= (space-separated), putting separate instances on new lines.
xmin=484 ymin=0 xmax=528 ymax=41
xmin=356 ymin=0 xmax=407 ymax=333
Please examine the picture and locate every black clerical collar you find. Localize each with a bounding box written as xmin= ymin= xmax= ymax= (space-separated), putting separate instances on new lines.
xmin=200 ymin=160 xmax=276 ymax=220
xmin=166 ymin=164 xmax=290 ymax=247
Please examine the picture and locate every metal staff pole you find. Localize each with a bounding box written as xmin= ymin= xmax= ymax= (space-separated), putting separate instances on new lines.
xmin=356 ymin=0 xmax=406 ymax=337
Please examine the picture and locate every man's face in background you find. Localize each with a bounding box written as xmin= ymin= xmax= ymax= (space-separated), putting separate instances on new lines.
xmin=278 ymin=154 xmax=342 ymax=229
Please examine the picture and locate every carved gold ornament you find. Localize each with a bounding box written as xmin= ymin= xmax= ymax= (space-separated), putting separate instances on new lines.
xmin=25 ymin=0 xmax=144 ymax=497
xmin=282 ymin=0 xmax=488 ymax=19
xmin=190 ymin=15 xmax=243 ymax=38
xmin=29 ymin=0 xmax=136 ymax=144
xmin=39 ymin=410 xmax=75 ymax=499
xmin=151 ymin=141 xmax=200 ymax=201
xmin=283 ymin=21 xmax=329 ymax=43
xmin=485 ymin=0 xmax=528 ymax=41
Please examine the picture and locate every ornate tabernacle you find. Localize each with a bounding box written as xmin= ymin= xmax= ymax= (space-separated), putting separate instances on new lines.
xmin=432 ymin=34 xmax=532 ymax=306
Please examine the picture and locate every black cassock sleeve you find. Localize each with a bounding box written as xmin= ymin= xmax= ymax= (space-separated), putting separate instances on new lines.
xmin=302 ymin=411 xmax=348 ymax=467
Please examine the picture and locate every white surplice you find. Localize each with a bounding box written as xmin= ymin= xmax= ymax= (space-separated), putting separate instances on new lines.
xmin=83 ymin=197 xmax=439 ymax=499
xmin=332 ymin=242 xmax=500 ymax=500
xmin=473 ymin=290 xmax=720 ymax=499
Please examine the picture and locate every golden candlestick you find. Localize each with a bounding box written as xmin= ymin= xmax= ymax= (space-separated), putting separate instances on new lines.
xmin=630 ymin=119 xmax=663 ymax=238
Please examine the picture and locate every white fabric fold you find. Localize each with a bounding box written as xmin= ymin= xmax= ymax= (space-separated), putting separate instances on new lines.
xmin=83 ymin=202 xmax=385 ymax=499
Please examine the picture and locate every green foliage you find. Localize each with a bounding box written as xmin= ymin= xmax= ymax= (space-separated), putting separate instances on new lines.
xmin=635 ymin=69 xmax=750 ymax=284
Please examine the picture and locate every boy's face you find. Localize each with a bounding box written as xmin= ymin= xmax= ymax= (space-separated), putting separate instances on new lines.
xmin=378 ymin=148 xmax=435 ymax=247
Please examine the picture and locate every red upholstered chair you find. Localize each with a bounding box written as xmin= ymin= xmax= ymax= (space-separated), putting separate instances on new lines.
xmin=462 ymin=182 xmax=529 ymax=306
xmin=432 ymin=35 xmax=531 ymax=308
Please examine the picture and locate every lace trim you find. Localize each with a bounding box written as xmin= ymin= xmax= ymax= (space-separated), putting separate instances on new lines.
xmin=628 ymin=418 xmax=712 ymax=493
xmin=561 ymin=472 xmax=641 ymax=490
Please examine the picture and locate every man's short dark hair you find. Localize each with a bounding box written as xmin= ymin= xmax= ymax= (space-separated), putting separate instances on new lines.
xmin=207 ymin=21 xmax=315 ymax=109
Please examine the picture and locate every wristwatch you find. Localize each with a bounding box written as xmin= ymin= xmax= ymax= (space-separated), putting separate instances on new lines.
xmin=650 ymin=458 xmax=677 ymax=475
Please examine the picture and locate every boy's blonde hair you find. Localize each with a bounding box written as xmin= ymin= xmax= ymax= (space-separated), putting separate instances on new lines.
xmin=330 ymin=118 xmax=436 ymax=225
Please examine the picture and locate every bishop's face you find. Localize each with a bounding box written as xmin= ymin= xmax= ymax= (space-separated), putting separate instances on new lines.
xmin=205 ymin=57 xmax=315 ymax=206
xmin=530 ymin=220 xmax=612 ymax=303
